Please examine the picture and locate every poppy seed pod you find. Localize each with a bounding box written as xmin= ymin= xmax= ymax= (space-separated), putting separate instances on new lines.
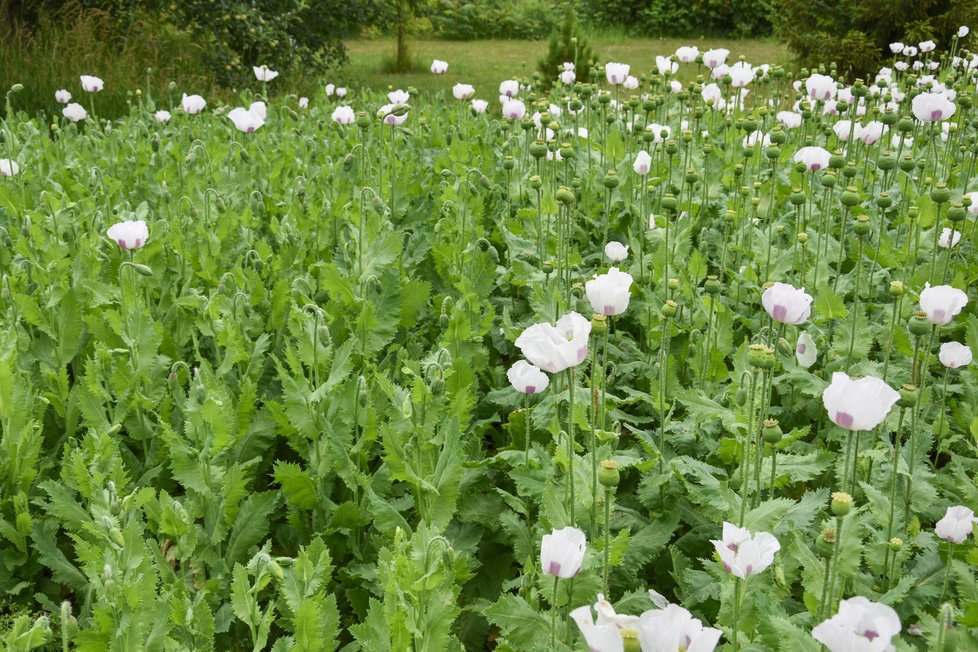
xmin=840 ymin=187 xmax=860 ymax=207
xmin=817 ymin=527 xmax=836 ymax=557
xmin=876 ymin=192 xmax=892 ymax=208
xmin=931 ymin=183 xmax=951 ymax=203
xmin=529 ymin=139 xmax=548 ymax=158
xmin=877 ymin=153 xmax=896 ymax=171
xmin=603 ymin=170 xmax=620 ymax=188
xmin=763 ymin=419 xmax=782 ymax=444
xmin=529 ymin=175 xmax=543 ymax=190
xmin=829 ymin=154 xmax=845 ymax=169
xmin=598 ymin=459 xmax=620 ymax=488
xmin=660 ymin=299 xmax=678 ymax=318
xmin=661 ymin=194 xmax=678 ymax=211
xmin=797 ymin=231 xmax=808 ymax=244
xmin=556 ymin=187 xmax=576 ymax=205
xmin=852 ymin=215 xmax=871 ymax=237
xmin=948 ymin=203 xmax=966 ymax=222
xmin=748 ymin=344 xmax=775 ymax=369
xmin=502 ymin=156 xmax=515 ymax=171
xmin=830 ymin=491 xmax=853 ymax=517
xmin=704 ymin=275 xmax=721 ymax=295
xmin=908 ymin=311 xmax=931 ymax=336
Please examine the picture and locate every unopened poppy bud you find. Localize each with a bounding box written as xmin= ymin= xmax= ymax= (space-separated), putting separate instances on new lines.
xmin=898 ymin=384 xmax=917 ymax=408
xmin=267 ymin=559 xmax=284 ymax=580
xmin=130 ymin=263 xmax=153 ymax=277
xmin=763 ymin=419 xmax=782 ymax=444
xmin=831 ymin=491 xmax=853 ymax=517
xmin=734 ymin=386 xmax=748 ymax=406
xmin=776 ymin=337 xmax=793 ymax=357
xmin=660 ymin=299 xmax=677 ymax=318
xmin=109 ymin=527 xmax=125 ymax=547
xmin=9 ymin=83 xmax=23 ymax=93
xmin=908 ymin=311 xmax=931 ymax=337
xmin=598 ymin=459 xmax=620 ymax=488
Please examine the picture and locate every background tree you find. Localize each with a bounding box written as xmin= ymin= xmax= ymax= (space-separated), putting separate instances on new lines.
xmin=774 ymin=0 xmax=978 ymax=78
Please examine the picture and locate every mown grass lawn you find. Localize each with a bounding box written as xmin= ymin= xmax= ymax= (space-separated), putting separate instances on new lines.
xmin=343 ymin=37 xmax=790 ymax=94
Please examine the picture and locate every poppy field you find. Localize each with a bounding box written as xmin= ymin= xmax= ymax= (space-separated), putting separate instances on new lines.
xmin=1 ymin=38 xmax=978 ymax=652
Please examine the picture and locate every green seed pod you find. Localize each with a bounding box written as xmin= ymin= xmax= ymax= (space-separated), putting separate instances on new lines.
xmin=355 ymin=111 xmax=371 ymax=129
xmin=763 ymin=418 xmax=782 ymax=444
xmin=831 ymin=491 xmax=853 ymax=517
xmin=685 ymin=168 xmax=699 ymax=184
xmin=897 ymin=117 xmax=914 ymax=133
xmin=898 ymin=384 xmax=917 ymax=408
xmin=898 ymin=154 xmax=915 ymax=172
xmin=889 ymin=281 xmax=904 ymax=296
xmin=591 ymin=314 xmax=608 ymax=332
xmin=542 ymin=260 xmax=555 ymax=275
xmin=660 ymin=299 xmax=678 ymax=318
xmin=821 ymin=172 xmax=837 ymax=188
xmin=817 ymin=527 xmax=836 ymax=557
xmin=794 ymin=161 xmax=808 ymax=174
xmin=948 ymin=204 xmax=966 ymax=223
xmin=503 ymin=156 xmax=515 ymax=171
xmin=622 ymin=629 xmax=642 ymax=652
xmin=908 ymin=311 xmax=931 ymax=337
xmin=789 ymin=189 xmax=805 ymax=206
xmin=842 ymin=161 xmax=857 ymax=178
xmin=667 ymin=278 xmax=679 ymax=290
xmin=829 ymin=153 xmax=845 ymax=169
xmin=665 ymin=139 xmax=679 ymax=155
xmin=875 ymin=192 xmax=892 ymax=209
xmin=797 ymin=231 xmax=808 ymax=244
xmin=661 ymin=194 xmax=678 ymax=211
xmin=931 ymin=183 xmax=951 ymax=204
xmin=704 ymin=275 xmax=721 ymax=295
xmin=529 ymin=139 xmax=548 ymax=158
xmin=556 ymin=186 xmax=576 ymax=205
xmin=529 ymin=174 xmax=543 ymax=190
xmin=748 ymin=344 xmax=775 ymax=370
xmin=603 ymin=169 xmax=620 ymax=189
xmin=853 ymin=215 xmax=871 ymax=237
xmin=877 ymin=152 xmax=897 ymax=171
xmin=840 ymin=187 xmax=860 ymax=207
xmin=598 ymin=459 xmax=620 ymax=488
xmin=888 ymin=537 xmax=902 ymax=552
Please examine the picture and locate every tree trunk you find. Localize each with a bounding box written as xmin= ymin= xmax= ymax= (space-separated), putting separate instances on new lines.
xmin=396 ymin=0 xmax=409 ymax=72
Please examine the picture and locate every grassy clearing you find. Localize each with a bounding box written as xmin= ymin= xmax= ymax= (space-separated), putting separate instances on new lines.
xmin=342 ymin=36 xmax=790 ymax=95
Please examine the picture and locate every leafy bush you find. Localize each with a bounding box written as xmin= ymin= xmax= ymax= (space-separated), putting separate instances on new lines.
xmin=577 ymin=0 xmax=773 ymax=37
xmin=774 ymin=0 xmax=978 ymax=77
xmin=537 ymin=8 xmax=598 ymax=88
xmin=429 ymin=0 xmax=561 ymax=40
